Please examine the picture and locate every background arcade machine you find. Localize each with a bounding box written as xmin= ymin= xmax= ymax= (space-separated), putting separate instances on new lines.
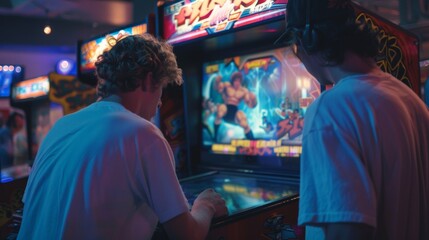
xmin=0 ymin=72 xmax=96 ymax=238
xmin=0 ymin=64 xmax=28 ymax=176
xmin=77 ymin=16 xmax=155 ymax=86
xmin=10 ymin=75 xmax=63 ymax=164
xmin=158 ymin=1 xmax=422 ymax=239
xmin=10 ymin=73 xmax=97 ymax=163
xmin=158 ymin=1 xmax=317 ymax=239
xmin=0 ymin=64 xmax=29 ymax=239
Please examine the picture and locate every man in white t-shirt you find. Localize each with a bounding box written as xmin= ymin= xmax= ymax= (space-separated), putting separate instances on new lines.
xmin=277 ymin=0 xmax=429 ymax=239
xmin=18 ymin=34 xmax=228 ymax=240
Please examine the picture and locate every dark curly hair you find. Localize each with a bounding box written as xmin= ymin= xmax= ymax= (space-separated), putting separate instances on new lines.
xmin=286 ymin=19 xmax=379 ymax=66
xmin=314 ymin=19 xmax=379 ymax=65
xmin=95 ymin=33 xmax=183 ymax=98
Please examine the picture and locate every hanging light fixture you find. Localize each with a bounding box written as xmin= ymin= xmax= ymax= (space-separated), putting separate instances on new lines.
xmin=32 ymin=1 xmax=52 ymax=35
xmin=43 ymin=24 xmax=52 ymax=35
xmin=43 ymin=8 xmax=52 ymax=35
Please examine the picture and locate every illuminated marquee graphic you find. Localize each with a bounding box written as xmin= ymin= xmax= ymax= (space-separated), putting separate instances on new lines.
xmin=12 ymin=76 xmax=50 ymax=100
xmin=162 ymin=0 xmax=287 ymax=44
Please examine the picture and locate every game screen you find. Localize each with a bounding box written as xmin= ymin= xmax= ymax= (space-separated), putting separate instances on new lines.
xmin=30 ymin=102 xmax=63 ymax=159
xmin=202 ymin=47 xmax=320 ymax=157
xmin=180 ymin=172 xmax=298 ymax=214
xmin=0 ymin=64 xmax=24 ymax=98
xmin=11 ymin=75 xmax=49 ymax=101
xmin=161 ymin=0 xmax=287 ymax=45
xmin=78 ymin=22 xmax=148 ymax=75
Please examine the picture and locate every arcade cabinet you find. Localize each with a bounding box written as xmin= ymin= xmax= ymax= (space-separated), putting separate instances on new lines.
xmin=1 ymin=72 xmax=96 ymax=238
xmin=158 ymin=1 xmax=310 ymax=239
xmin=0 ymin=64 xmax=28 ymax=239
xmin=10 ymin=73 xmax=97 ymax=163
xmin=157 ymin=1 xmax=421 ymax=239
xmin=0 ymin=64 xmax=27 ymax=173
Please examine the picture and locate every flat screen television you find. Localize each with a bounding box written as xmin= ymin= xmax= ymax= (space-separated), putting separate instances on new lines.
xmin=0 ymin=64 xmax=24 ymax=98
xmin=201 ymin=46 xmax=320 ymax=160
xmin=77 ymin=20 xmax=152 ymax=86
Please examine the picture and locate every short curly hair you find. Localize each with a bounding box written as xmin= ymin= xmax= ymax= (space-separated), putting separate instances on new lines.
xmin=95 ymin=33 xmax=183 ymax=98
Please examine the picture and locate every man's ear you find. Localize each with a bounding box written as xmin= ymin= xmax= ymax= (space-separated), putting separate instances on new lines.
xmin=141 ymin=72 xmax=153 ymax=92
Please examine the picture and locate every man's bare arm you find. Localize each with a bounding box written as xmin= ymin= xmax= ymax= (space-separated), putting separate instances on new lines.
xmin=162 ymin=189 xmax=228 ymax=240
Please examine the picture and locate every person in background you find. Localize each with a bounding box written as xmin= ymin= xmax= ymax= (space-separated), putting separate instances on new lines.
xmin=278 ymin=0 xmax=429 ymax=239
xmin=18 ymin=33 xmax=228 ymax=240
xmin=6 ymin=111 xmax=28 ymax=165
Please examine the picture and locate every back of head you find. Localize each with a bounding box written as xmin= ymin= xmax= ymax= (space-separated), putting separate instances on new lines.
xmin=95 ymin=33 xmax=183 ymax=98
xmin=282 ymin=0 xmax=379 ymax=65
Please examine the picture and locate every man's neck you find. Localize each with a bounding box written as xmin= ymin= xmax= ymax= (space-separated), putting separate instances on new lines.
xmin=99 ymin=94 xmax=122 ymax=103
xmin=329 ymin=51 xmax=379 ymax=84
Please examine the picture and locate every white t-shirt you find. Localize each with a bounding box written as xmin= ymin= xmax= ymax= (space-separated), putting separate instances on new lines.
xmin=18 ymin=101 xmax=189 ymax=240
xmin=299 ymin=71 xmax=429 ymax=240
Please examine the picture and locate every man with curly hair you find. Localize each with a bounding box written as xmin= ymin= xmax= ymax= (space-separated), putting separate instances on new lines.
xmin=278 ymin=0 xmax=429 ymax=239
xmin=18 ymin=34 xmax=228 ymax=240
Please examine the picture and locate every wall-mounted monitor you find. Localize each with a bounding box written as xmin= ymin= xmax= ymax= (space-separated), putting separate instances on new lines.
xmin=160 ymin=0 xmax=287 ymax=45
xmin=77 ymin=18 xmax=154 ymax=86
xmin=0 ymin=64 xmax=24 ymax=98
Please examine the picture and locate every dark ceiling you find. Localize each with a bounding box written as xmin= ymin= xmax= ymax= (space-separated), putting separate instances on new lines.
xmin=0 ymin=0 xmax=156 ymax=49
xmin=0 ymin=0 xmax=134 ymax=26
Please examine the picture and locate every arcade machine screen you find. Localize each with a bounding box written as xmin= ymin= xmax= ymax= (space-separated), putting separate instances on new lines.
xmin=78 ymin=21 xmax=149 ymax=86
xmin=0 ymin=64 xmax=24 ymax=98
xmin=181 ymin=172 xmax=299 ymax=214
xmin=201 ymin=47 xmax=320 ymax=159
